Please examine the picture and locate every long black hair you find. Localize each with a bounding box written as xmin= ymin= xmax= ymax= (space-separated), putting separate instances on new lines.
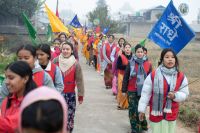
xmin=134 ymin=44 xmax=144 ymax=53
xmin=118 ymin=38 xmax=126 ymax=47
xmin=158 ymin=48 xmax=179 ymax=71
xmin=5 ymin=61 xmax=37 ymax=108
xmin=37 ymin=44 xmax=51 ymax=60
xmin=22 ymin=100 xmax=63 ymax=133
xmin=17 ymin=44 xmax=37 ymax=58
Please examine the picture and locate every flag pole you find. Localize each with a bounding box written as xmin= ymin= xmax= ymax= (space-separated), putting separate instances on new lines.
xmin=56 ymin=0 xmax=59 ymax=17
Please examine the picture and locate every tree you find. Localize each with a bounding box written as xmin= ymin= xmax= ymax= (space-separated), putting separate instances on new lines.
xmin=0 ymin=0 xmax=43 ymax=25
xmin=87 ymin=0 xmax=108 ymax=28
xmin=87 ymin=0 xmax=124 ymax=34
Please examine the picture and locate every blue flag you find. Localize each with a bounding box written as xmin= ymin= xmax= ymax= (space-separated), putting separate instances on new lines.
xmin=103 ymin=27 xmax=109 ymax=34
xmin=70 ymin=15 xmax=82 ymax=28
xmin=148 ymin=1 xmax=195 ymax=54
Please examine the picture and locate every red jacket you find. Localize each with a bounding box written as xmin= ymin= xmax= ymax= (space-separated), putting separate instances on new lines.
xmin=53 ymin=59 xmax=83 ymax=101
xmin=33 ymin=70 xmax=45 ymax=87
xmin=51 ymin=46 xmax=61 ymax=61
xmin=128 ymin=61 xmax=152 ymax=92
xmin=63 ymin=63 xmax=76 ymax=93
xmin=46 ymin=63 xmax=57 ymax=82
xmin=149 ymin=71 xmax=184 ymax=122
xmin=115 ymin=47 xmax=120 ymax=57
xmin=0 ymin=95 xmax=23 ymax=133
xmin=120 ymin=54 xmax=129 ymax=66
xmin=104 ymin=42 xmax=116 ymax=61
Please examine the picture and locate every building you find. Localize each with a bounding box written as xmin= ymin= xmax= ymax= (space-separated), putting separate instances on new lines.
xmin=119 ymin=5 xmax=165 ymax=37
xmin=32 ymin=10 xmax=49 ymax=32
xmin=143 ymin=5 xmax=165 ymax=22
xmin=190 ymin=24 xmax=200 ymax=41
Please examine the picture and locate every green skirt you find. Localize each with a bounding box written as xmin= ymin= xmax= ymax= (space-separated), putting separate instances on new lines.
xmin=150 ymin=120 xmax=176 ymax=133
xmin=128 ymin=91 xmax=148 ymax=132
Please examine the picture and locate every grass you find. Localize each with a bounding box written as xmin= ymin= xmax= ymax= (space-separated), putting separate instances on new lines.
xmin=0 ymin=54 xmax=16 ymax=75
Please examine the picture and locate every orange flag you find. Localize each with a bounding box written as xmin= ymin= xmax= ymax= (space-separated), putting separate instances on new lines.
xmin=45 ymin=4 xmax=69 ymax=35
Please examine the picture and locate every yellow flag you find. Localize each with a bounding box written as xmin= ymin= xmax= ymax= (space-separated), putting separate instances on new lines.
xmin=45 ymin=4 xmax=70 ymax=35
xmin=73 ymin=28 xmax=84 ymax=40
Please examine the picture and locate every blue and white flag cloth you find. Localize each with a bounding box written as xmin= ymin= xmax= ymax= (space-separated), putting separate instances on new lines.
xmin=70 ymin=15 xmax=82 ymax=28
xmin=148 ymin=0 xmax=195 ymax=54
xmin=103 ymin=27 xmax=109 ymax=34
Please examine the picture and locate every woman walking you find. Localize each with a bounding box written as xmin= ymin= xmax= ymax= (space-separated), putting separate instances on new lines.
xmin=36 ymin=43 xmax=64 ymax=93
xmin=53 ymin=41 xmax=84 ymax=133
xmin=0 ymin=61 xmax=37 ymax=132
xmin=122 ymin=44 xmax=152 ymax=133
xmin=116 ymin=42 xmax=132 ymax=110
xmin=138 ymin=48 xmax=189 ymax=133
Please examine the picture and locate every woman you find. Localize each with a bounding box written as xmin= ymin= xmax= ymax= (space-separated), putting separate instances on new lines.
xmin=51 ymin=38 xmax=61 ymax=60
xmin=53 ymin=41 xmax=84 ymax=133
xmin=19 ymin=86 xmax=67 ymax=133
xmin=0 ymin=44 xmax=55 ymax=105
xmin=37 ymin=44 xmax=64 ymax=93
xmin=68 ymin=35 xmax=79 ymax=60
xmin=58 ymin=32 xmax=68 ymax=43
xmin=102 ymin=35 xmax=116 ymax=89
xmin=0 ymin=61 xmax=37 ymax=132
xmin=111 ymin=37 xmax=126 ymax=95
xmin=138 ymin=48 xmax=189 ymax=133
xmin=82 ymin=34 xmax=90 ymax=64
xmin=97 ymin=34 xmax=105 ymax=74
xmin=116 ymin=43 xmax=132 ymax=110
xmin=122 ymin=44 xmax=152 ymax=133
xmin=16 ymin=44 xmax=55 ymax=88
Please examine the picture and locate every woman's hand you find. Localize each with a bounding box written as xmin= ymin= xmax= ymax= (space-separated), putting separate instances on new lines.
xmin=139 ymin=112 xmax=145 ymax=121
xmin=167 ymin=91 xmax=175 ymax=100
xmin=118 ymin=50 xmax=122 ymax=56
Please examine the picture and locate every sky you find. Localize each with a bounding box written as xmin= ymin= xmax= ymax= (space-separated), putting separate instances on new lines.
xmin=45 ymin=0 xmax=199 ymax=24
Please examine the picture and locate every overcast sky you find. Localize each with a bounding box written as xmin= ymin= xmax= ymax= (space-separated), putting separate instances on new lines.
xmin=45 ymin=0 xmax=199 ymax=24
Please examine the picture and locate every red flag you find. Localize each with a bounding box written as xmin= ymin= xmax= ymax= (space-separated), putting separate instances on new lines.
xmin=56 ymin=0 xmax=59 ymax=17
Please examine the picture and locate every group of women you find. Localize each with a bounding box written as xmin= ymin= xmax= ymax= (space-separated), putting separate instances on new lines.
xmin=0 ymin=30 xmax=191 ymax=133
xmin=0 ymin=32 xmax=84 ymax=133
xmin=83 ymin=33 xmax=189 ymax=133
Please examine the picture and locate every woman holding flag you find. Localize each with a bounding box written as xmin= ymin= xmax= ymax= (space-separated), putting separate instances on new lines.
xmin=138 ymin=48 xmax=189 ymax=133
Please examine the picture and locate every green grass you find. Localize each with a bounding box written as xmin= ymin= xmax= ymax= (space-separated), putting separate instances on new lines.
xmin=0 ymin=54 xmax=16 ymax=75
xmin=179 ymin=104 xmax=200 ymax=131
